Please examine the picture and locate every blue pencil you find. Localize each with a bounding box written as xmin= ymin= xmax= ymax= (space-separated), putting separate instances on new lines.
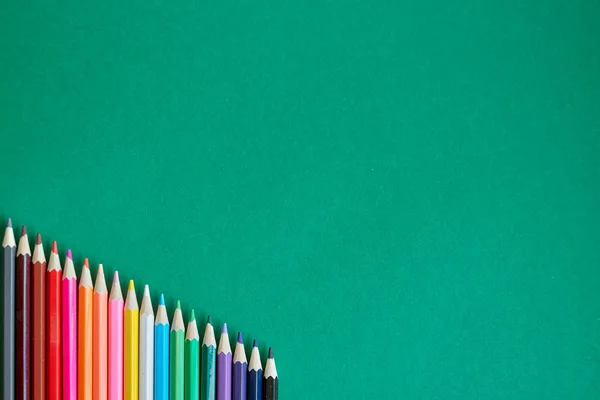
xmin=154 ymin=294 xmax=170 ymax=400
xmin=247 ymin=340 xmax=262 ymax=400
xmin=232 ymin=332 xmax=247 ymax=400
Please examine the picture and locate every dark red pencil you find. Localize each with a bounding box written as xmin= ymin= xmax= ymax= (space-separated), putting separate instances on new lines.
xmin=31 ymin=234 xmax=46 ymax=400
xmin=46 ymin=241 xmax=62 ymax=400
xmin=16 ymin=226 xmax=31 ymax=400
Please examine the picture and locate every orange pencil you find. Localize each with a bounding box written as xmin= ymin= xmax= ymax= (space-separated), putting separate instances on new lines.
xmin=93 ymin=264 xmax=108 ymax=400
xmin=78 ymin=259 xmax=93 ymax=400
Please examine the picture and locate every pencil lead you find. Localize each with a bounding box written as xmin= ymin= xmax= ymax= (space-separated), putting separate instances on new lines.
xmin=128 ymin=280 xmax=134 ymax=291
xmin=143 ymin=284 xmax=150 ymax=296
xmin=83 ymin=258 xmax=89 ymax=267
xmin=189 ymin=309 xmax=196 ymax=321
xmin=159 ymin=293 xmax=165 ymax=306
xmin=237 ymin=332 xmax=243 ymax=343
xmin=176 ymin=300 xmax=181 ymax=309
xmin=253 ymin=339 xmax=258 ymax=347
xmin=268 ymin=347 xmax=274 ymax=359
xmin=222 ymin=323 xmax=228 ymax=334
xmin=21 ymin=225 xmax=26 ymax=236
xmin=207 ymin=315 xmax=212 ymax=324
xmin=7 ymin=217 xmax=12 ymax=228
xmin=66 ymin=249 xmax=72 ymax=259
xmin=36 ymin=233 xmax=41 ymax=245
xmin=52 ymin=241 xmax=58 ymax=253
xmin=113 ymin=271 xmax=119 ymax=282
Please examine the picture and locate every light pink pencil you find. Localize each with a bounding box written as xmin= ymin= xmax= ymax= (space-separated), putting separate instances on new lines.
xmin=61 ymin=249 xmax=77 ymax=400
xmin=108 ymin=271 xmax=124 ymax=400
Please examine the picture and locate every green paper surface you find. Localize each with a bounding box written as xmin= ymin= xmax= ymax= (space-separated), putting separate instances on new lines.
xmin=1 ymin=0 xmax=599 ymax=398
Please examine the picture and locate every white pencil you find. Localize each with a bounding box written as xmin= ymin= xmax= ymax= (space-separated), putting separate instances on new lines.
xmin=139 ymin=285 xmax=154 ymax=400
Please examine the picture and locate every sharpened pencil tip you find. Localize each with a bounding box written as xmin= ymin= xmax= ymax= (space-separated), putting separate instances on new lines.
xmin=21 ymin=225 xmax=26 ymax=236
xmin=253 ymin=339 xmax=258 ymax=347
xmin=128 ymin=280 xmax=134 ymax=291
xmin=222 ymin=323 xmax=228 ymax=334
xmin=190 ymin=309 xmax=196 ymax=321
xmin=176 ymin=300 xmax=181 ymax=309
xmin=143 ymin=285 xmax=150 ymax=296
xmin=207 ymin=315 xmax=212 ymax=324
xmin=113 ymin=271 xmax=119 ymax=282
xmin=159 ymin=293 xmax=165 ymax=305
xmin=66 ymin=249 xmax=72 ymax=259
xmin=7 ymin=218 xmax=12 ymax=228
xmin=36 ymin=233 xmax=41 ymax=245
xmin=51 ymin=241 xmax=57 ymax=253
xmin=83 ymin=258 xmax=89 ymax=267
xmin=268 ymin=347 xmax=274 ymax=359
xmin=237 ymin=332 xmax=243 ymax=343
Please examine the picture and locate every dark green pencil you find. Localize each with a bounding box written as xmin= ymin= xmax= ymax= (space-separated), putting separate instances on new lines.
xmin=201 ymin=316 xmax=216 ymax=400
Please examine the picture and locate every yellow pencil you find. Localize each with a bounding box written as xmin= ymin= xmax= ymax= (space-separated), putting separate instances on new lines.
xmin=124 ymin=280 xmax=139 ymax=400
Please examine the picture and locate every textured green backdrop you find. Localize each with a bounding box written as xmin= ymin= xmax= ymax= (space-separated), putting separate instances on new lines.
xmin=1 ymin=0 xmax=599 ymax=398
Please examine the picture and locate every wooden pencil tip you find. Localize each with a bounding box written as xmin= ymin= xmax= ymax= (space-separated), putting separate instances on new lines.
xmin=51 ymin=241 xmax=58 ymax=253
xmin=268 ymin=347 xmax=274 ymax=359
xmin=113 ymin=271 xmax=119 ymax=282
xmin=36 ymin=233 xmax=42 ymax=245
xmin=21 ymin=225 xmax=26 ymax=236
xmin=7 ymin=217 xmax=12 ymax=228
xmin=83 ymin=258 xmax=89 ymax=267
xmin=143 ymin=284 xmax=150 ymax=296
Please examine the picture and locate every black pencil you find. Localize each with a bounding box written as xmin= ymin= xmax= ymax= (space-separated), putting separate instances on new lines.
xmin=3 ymin=218 xmax=16 ymax=400
xmin=263 ymin=348 xmax=278 ymax=400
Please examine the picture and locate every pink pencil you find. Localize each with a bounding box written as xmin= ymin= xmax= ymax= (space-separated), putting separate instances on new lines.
xmin=61 ymin=250 xmax=77 ymax=400
xmin=108 ymin=271 xmax=124 ymax=400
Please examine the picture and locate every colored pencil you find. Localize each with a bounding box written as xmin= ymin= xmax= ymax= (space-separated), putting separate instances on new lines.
xmin=16 ymin=226 xmax=31 ymax=400
xmin=62 ymin=249 xmax=77 ymax=400
xmin=246 ymin=340 xmax=262 ymax=400
xmin=3 ymin=218 xmax=16 ymax=400
xmin=31 ymin=234 xmax=46 ymax=400
xmin=232 ymin=332 xmax=247 ymax=400
xmin=185 ymin=310 xmax=199 ymax=400
xmin=201 ymin=316 xmax=217 ymax=400
xmin=170 ymin=301 xmax=185 ymax=400
xmin=154 ymin=294 xmax=169 ymax=400
xmin=124 ymin=280 xmax=139 ymax=400
xmin=217 ymin=323 xmax=232 ymax=400
xmin=46 ymin=241 xmax=62 ymax=400
xmin=263 ymin=348 xmax=278 ymax=400
xmin=78 ymin=258 xmax=93 ymax=400
xmin=139 ymin=285 xmax=154 ymax=400
xmin=93 ymin=264 xmax=108 ymax=400
xmin=108 ymin=272 xmax=124 ymax=400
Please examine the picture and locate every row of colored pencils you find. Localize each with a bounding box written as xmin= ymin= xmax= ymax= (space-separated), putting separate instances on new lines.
xmin=2 ymin=218 xmax=279 ymax=400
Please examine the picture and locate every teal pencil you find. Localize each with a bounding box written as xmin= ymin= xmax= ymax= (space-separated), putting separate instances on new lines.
xmin=201 ymin=316 xmax=216 ymax=400
xmin=154 ymin=294 xmax=169 ymax=400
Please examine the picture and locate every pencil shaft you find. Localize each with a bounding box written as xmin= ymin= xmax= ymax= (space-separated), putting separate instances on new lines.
xmin=46 ymin=269 xmax=62 ymax=400
xmin=217 ymin=351 xmax=232 ymax=400
xmin=78 ymin=285 xmax=93 ymax=400
xmin=154 ymin=323 xmax=169 ymax=400
xmin=3 ymin=231 xmax=16 ymax=400
xmin=185 ymin=338 xmax=199 ymax=400
xmin=31 ymin=254 xmax=46 ymax=400
xmin=16 ymin=250 xmax=31 ymax=400
xmin=124 ymin=307 xmax=139 ymax=400
xmin=170 ymin=329 xmax=185 ymax=400
xmin=201 ymin=345 xmax=216 ymax=400
xmin=108 ymin=299 xmax=124 ymax=400
xmin=263 ymin=377 xmax=278 ymax=400
xmin=140 ymin=313 xmax=154 ymax=400
xmin=246 ymin=370 xmax=262 ymax=400
xmin=93 ymin=290 xmax=108 ymax=400
xmin=62 ymin=277 xmax=77 ymax=400
xmin=232 ymin=362 xmax=247 ymax=400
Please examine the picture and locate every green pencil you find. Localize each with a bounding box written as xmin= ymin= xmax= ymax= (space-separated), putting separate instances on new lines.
xmin=170 ymin=301 xmax=185 ymax=400
xmin=185 ymin=310 xmax=200 ymax=400
xmin=201 ymin=316 xmax=217 ymax=400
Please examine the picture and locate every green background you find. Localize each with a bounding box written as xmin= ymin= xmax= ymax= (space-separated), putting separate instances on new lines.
xmin=1 ymin=0 xmax=599 ymax=398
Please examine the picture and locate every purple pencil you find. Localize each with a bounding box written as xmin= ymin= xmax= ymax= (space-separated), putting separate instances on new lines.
xmin=232 ymin=332 xmax=247 ymax=400
xmin=216 ymin=323 xmax=232 ymax=400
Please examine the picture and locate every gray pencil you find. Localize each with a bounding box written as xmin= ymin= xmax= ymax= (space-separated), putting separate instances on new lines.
xmin=3 ymin=218 xmax=16 ymax=400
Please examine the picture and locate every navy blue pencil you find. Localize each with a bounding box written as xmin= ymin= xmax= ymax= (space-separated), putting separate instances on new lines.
xmin=232 ymin=333 xmax=247 ymax=400
xmin=246 ymin=340 xmax=262 ymax=400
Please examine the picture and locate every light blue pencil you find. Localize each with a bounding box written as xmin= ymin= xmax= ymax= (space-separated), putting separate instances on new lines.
xmin=154 ymin=294 xmax=170 ymax=400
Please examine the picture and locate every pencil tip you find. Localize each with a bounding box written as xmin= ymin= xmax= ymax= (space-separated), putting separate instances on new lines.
xmin=253 ymin=339 xmax=258 ymax=347
xmin=83 ymin=258 xmax=89 ymax=267
xmin=7 ymin=218 xmax=12 ymax=228
xmin=51 ymin=241 xmax=57 ymax=253
xmin=66 ymin=249 xmax=72 ymax=259
xmin=21 ymin=225 xmax=26 ymax=236
xmin=237 ymin=332 xmax=243 ymax=343
xmin=222 ymin=323 xmax=228 ymax=334
xmin=97 ymin=263 xmax=104 ymax=272
xmin=159 ymin=293 xmax=165 ymax=305
xmin=143 ymin=284 xmax=150 ymax=296
xmin=207 ymin=315 xmax=212 ymax=324
xmin=36 ymin=233 xmax=41 ymax=245
xmin=128 ymin=280 xmax=134 ymax=291
xmin=176 ymin=300 xmax=181 ymax=309
xmin=190 ymin=309 xmax=196 ymax=321
xmin=268 ymin=347 xmax=274 ymax=359
xmin=113 ymin=271 xmax=119 ymax=282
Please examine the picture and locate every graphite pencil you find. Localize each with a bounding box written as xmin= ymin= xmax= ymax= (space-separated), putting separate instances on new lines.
xmin=62 ymin=249 xmax=77 ymax=400
xmin=185 ymin=310 xmax=199 ymax=400
xmin=154 ymin=294 xmax=169 ymax=400
xmin=201 ymin=316 xmax=217 ymax=400
xmin=3 ymin=218 xmax=16 ymax=400
xmin=78 ymin=259 xmax=93 ymax=400
xmin=232 ymin=332 xmax=247 ymax=400
xmin=139 ymin=285 xmax=154 ymax=400
xmin=31 ymin=234 xmax=46 ymax=400
xmin=108 ymin=272 xmax=124 ymax=400
xmin=93 ymin=264 xmax=108 ymax=400
xmin=124 ymin=281 xmax=139 ymax=400
xmin=263 ymin=348 xmax=278 ymax=400
xmin=170 ymin=301 xmax=185 ymax=400
xmin=46 ymin=241 xmax=62 ymax=400
xmin=217 ymin=323 xmax=232 ymax=400
xmin=246 ymin=340 xmax=262 ymax=400
xmin=16 ymin=226 xmax=31 ymax=400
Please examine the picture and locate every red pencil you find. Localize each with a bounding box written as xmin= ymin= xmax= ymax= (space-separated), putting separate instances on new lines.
xmin=46 ymin=241 xmax=62 ymax=400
